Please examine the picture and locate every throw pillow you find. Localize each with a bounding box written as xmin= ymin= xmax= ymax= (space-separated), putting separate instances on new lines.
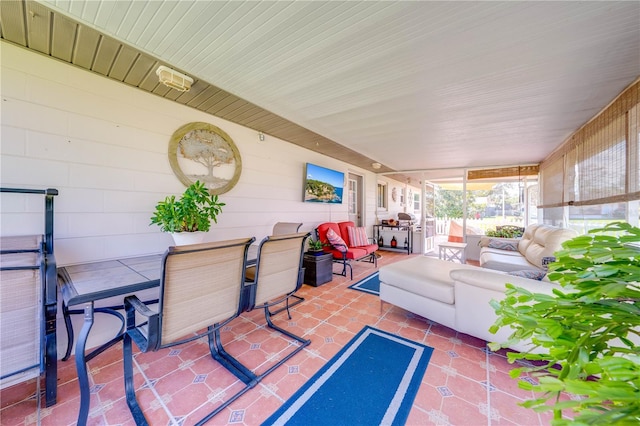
xmin=487 ymin=239 xmax=519 ymax=251
xmin=508 ymin=270 xmax=547 ymax=281
xmin=326 ymin=228 xmax=347 ymax=252
xmin=347 ymin=226 xmax=369 ymax=247
xmin=541 ymin=256 xmax=556 ymax=269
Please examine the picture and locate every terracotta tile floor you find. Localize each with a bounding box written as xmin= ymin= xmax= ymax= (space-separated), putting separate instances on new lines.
xmin=1 ymin=252 xmax=568 ymax=425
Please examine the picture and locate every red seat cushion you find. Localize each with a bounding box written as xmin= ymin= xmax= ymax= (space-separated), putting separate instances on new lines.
xmin=342 ymin=247 xmax=369 ymax=260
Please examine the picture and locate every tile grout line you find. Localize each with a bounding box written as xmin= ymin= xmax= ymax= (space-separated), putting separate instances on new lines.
xmin=132 ymin=354 xmax=180 ymax=426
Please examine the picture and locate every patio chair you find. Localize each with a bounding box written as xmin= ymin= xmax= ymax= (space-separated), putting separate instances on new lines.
xmin=122 ymin=237 xmax=255 ymax=426
xmin=316 ymin=221 xmax=378 ymax=279
xmin=272 ymin=221 xmax=302 ymax=235
xmin=212 ymin=232 xmax=311 ymax=385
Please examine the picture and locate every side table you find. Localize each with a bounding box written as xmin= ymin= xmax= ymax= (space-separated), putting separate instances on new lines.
xmin=303 ymin=252 xmax=333 ymax=286
xmin=438 ymin=242 xmax=467 ymax=263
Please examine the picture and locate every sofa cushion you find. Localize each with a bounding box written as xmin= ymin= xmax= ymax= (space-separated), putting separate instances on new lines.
xmin=517 ymin=223 xmax=539 ymax=254
xmin=523 ymin=226 xmax=577 ymax=268
xmin=480 ymin=250 xmax=542 ymax=272
xmin=326 ymin=228 xmax=347 ymax=252
xmin=379 ymin=256 xmax=478 ymax=305
xmin=480 ymin=247 xmax=523 ymax=257
xmin=487 ymin=239 xmax=518 ymax=251
xmin=347 ymin=226 xmax=369 ymax=247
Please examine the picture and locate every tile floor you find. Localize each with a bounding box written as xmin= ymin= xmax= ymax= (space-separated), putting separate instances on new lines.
xmin=1 ymin=252 xmax=572 ymax=425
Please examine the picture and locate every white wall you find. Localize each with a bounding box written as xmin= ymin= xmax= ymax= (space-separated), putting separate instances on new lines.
xmin=0 ymin=42 xmax=409 ymax=266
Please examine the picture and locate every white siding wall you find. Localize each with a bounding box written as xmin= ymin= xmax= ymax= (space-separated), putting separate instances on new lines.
xmin=1 ymin=42 xmax=405 ymax=265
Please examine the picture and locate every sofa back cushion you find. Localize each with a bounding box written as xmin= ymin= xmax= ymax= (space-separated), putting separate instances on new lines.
xmin=523 ymin=225 xmax=577 ymax=268
xmin=338 ymin=221 xmax=356 ymax=247
xmin=347 ymin=226 xmax=369 ymax=247
xmin=517 ymin=223 xmax=539 ymax=254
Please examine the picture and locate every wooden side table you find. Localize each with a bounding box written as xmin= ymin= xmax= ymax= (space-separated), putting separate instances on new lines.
xmin=303 ymin=252 xmax=333 ymax=286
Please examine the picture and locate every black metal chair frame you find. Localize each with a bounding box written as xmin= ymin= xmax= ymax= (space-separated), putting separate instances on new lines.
xmin=123 ymin=238 xmax=256 ymax=426
xmin=209 ymin=232 xmax=312 ymax=390
xmin=0 ymin=187 xmax=58 ymax=407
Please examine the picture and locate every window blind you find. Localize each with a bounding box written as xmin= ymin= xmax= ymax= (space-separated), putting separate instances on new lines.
xmin=540 ymin=79 xmax=640 ymax=208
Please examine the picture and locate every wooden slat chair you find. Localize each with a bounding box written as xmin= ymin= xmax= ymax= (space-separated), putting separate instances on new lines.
xmin=122 ymin=237 xmax=254 ymax=426
xmin=215 ymin=232 xmax=311 ymax=383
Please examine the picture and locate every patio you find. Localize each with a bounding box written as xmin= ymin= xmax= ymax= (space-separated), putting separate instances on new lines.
xmin=0 ymin=251 xmax=575 ymax=426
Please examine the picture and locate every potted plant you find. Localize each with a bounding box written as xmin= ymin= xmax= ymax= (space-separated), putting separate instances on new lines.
xmin=307 ymin=239 xmax=326 ymax=255
xmin=150 ymin=180 xmax=225 ymax=245
xmin=489 ymin=221 xmax=640 ymax=424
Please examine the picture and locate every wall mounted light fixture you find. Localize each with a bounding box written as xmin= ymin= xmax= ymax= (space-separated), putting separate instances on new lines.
xmin=372 ymin=162 xmax=382 ymax=170
xmin=258 ymin=131 xmax=265 ymax=141
xmin=156 ymin=66 xmax=194 ymax=92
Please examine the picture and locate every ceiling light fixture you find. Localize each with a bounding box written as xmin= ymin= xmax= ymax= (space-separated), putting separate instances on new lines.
xmin=156 ymin=66 xmax=193 ymax=92
xmin=372 ymin=162 xmax=382 ymax=170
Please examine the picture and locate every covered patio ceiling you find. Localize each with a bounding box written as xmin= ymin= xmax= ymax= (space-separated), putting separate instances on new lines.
xmin=1 ymin=1 xmax=639 ymax=182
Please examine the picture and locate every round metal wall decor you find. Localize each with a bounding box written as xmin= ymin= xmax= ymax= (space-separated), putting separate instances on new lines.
xmin=168 ymin=122 xmax=242 ymax=194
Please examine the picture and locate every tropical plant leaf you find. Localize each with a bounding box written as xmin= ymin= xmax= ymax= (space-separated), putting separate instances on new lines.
xmin=489 ymin=221 xmax=640 ymax=424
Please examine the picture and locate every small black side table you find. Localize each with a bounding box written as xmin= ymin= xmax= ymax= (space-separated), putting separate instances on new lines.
xmin=303 ymin=252 xmax=333 ymax=287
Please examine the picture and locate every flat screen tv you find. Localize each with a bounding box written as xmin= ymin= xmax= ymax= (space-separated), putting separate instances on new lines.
xmin=304 ymin=163 xmax=344 ymax=204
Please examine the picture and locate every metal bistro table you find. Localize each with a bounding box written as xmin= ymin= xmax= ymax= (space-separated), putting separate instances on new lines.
xmin=57 ymin=246 xmax=261 ymax=426
xmin=58 ymin=254 xmax=162 ymax=426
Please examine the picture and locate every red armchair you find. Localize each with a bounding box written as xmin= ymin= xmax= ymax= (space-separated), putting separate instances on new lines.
xmin=316 ymin=221 xmax=378 ymax=279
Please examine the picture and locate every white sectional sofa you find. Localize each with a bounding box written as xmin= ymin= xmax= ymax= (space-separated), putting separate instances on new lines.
xmin=479 ymin=224 xmax=577 ymax=272
xmin=379 ymin=256 xmax=558 ymax=353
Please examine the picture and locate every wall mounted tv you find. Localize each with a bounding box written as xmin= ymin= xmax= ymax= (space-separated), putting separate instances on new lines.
xmin=304 ymin=163 xmax=344 ymax=204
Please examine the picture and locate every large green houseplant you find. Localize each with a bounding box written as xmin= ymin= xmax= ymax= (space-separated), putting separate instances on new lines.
xmin=489 ymin=221 xmax=640 ymax=424
xmin=150 ymin=180 xmax=225 ymax=244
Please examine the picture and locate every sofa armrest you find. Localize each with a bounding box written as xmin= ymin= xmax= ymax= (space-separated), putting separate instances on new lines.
xmin=451 ymin=268 xmax=555 ymax=354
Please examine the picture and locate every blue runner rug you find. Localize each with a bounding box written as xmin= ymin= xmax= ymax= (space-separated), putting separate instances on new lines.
xmin=262 ymin=326 xmax=433 ymax=426
xmin=348 ymin=271 xmax=380 ymax=295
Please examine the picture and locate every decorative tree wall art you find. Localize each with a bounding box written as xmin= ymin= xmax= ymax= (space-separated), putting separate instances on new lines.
xmin=168 ymin=122 xmax=242 ymax=194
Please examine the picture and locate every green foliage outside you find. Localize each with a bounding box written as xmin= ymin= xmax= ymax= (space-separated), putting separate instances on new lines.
xmin=150 ymin=180 xmax=225 ymax=233
xmin=486 ymin=226 xmax=524 ymax=238
xmin=434 ymin=189 xmax=472 ymax=218
xmin=490 ymin=222 xmax=640 ymax=424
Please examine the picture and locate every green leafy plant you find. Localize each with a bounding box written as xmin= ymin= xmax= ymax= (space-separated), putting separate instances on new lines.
xmin=486 ymin=225 xmax=524 ymax=238
xmin=489 ymin=221 xmax=640 ymax=424
xmin=150 ymin=180 xmax=225 ymax=233
xmin=308 ymin=239 xmax=325 ymax=252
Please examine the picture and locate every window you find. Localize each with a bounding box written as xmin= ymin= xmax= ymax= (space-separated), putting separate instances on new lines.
xmin=413 ymin=193 xmax=420 ymax=212
xmin=348 ymin=179 xmax=356 ymax=215
xmin=377 ymin=182 xmax=387 ymax=209
xmin=539 ymin=81 xmax=639 ymax=225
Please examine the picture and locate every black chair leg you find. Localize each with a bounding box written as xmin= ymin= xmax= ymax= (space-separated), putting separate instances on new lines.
xmin=256 ymin=306 xmax=311 ymax=380
xmin=123 ymin=333 xmax=148 ymax=426
xmin=62 ymin=303 xmax=74 ymax=361
xmin=208 ymin=326 xmax=257 ymax=385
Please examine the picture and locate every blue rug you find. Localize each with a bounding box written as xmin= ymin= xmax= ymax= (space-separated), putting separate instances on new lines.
xmin=262 ymin=326 xmax=433 ymax=426
xmin=348 ymin=271 xmax=380 ymax=295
